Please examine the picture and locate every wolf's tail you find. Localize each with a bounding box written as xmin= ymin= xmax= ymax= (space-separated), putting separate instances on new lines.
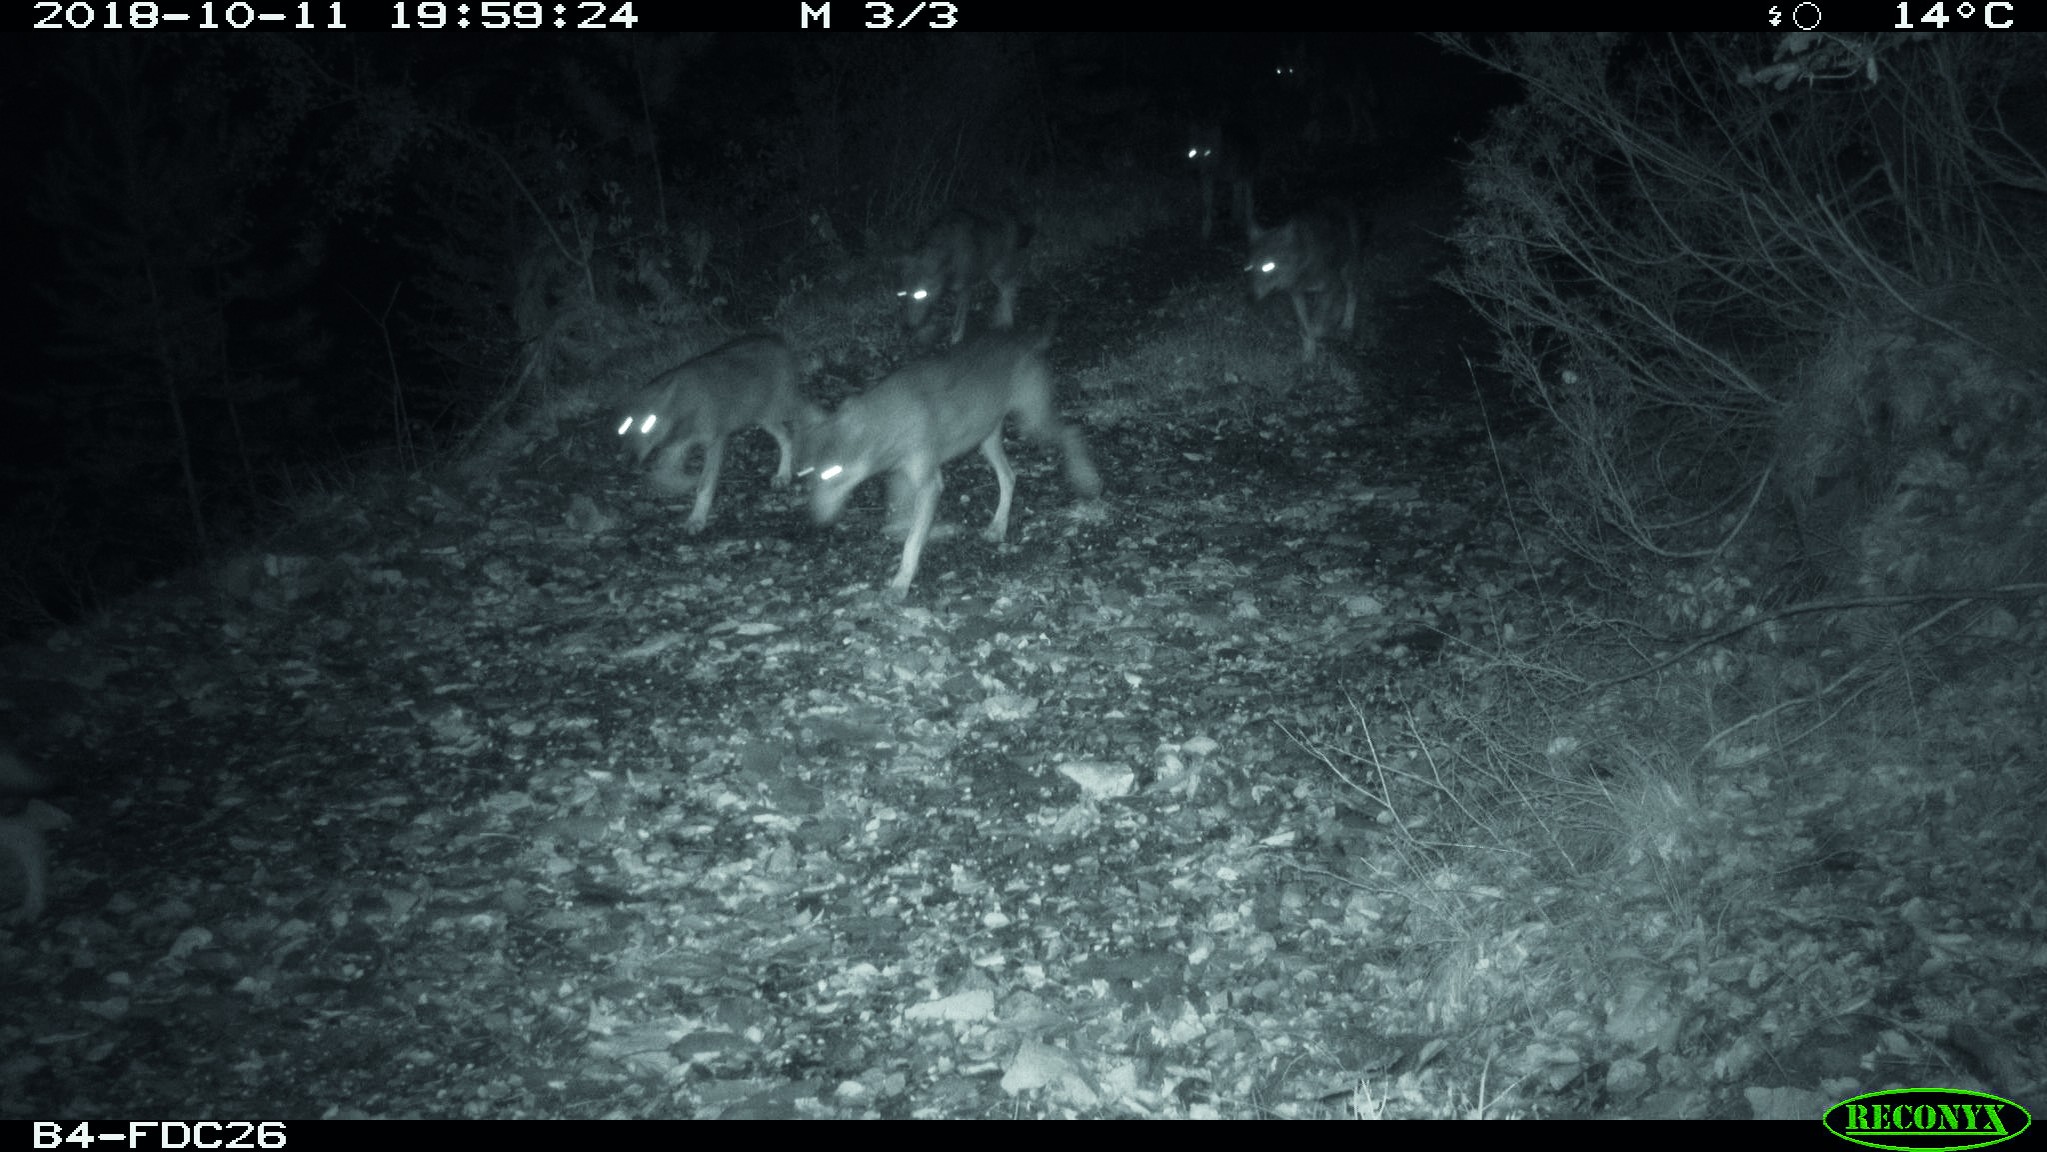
xmin=1 ymin=747 xmax=49 ymax=924
xmin=1 ymin=819 xmax=46 ymax=924
xmin=1063 ymin=430 xmax=1103 ymax=499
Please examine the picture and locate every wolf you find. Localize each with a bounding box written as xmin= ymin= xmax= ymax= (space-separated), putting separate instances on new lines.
xmin=616 ymin=335 xmax=821 ymax=534
xmin=1 ymin=746 xmax=49 ymax=925
xmin=802 ymin=331 xmax=1102 ymax=595
xmin=1271 ymin=43 xmax=1381 ymax=152
xmin=1246 ymin=198 xmax=1362 ymax=361
xmin=898 ymin=210 xmax=1032 ymax=345
xmin=1187 ymin=120 xmax=1261 ymax=243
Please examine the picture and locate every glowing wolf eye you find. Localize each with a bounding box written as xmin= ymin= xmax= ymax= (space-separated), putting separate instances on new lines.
xmin=617 ymin=416 xmax=633 ymax=436
xmin=638 ymin=414 xmax=659 ymax=435
xmin=1258 ymin=261 xmax=1277 ymax=274
xmin=820 ymin=465 xmax=844 ymax=481
xmin=912 ymin=290 xmax=929 ymax=301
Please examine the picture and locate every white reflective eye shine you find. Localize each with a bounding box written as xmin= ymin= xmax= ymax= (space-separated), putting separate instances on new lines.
xmin=638 ymin=414 xmax=658 ymax=435
xmin=617 ymin=417 xmax=633 ymax=436
xmin=820 ymin=465 xmax=844 ymax=481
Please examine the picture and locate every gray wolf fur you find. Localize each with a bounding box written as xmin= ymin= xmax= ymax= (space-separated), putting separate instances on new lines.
xmin=1187 ymin=121 xmax=1261 ymax=243
xmin=617 ymin=335 xmax=821 ymax=534
xmin=1 ymin=746 xmax=49 ymax=925
xmin=898 ymin=210 xmax=1032 ymax=345
xmin=1246 ymin=198 xmax=1361 ymax=361
xmin=802 ymin=331 xmax=1101 ymax=595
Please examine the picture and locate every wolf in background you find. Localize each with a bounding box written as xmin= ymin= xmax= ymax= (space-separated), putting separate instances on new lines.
xmin=1268 ymin=42 xmax=1380 ymax=154
xmin=616 ymin=335 xmax=821 ymax=534
xmin=898 ymin=209 xmax=1032 ymax=345
xmin=1246 ymin=198 xmax=1362 ymax=362
xmin=802 ymin=331 xmax=1101 ymax=595
xmin=1 ymin=746 xmax=50 ymax=924
xmin=1187 ymin=120 xmax=1262 ymax=243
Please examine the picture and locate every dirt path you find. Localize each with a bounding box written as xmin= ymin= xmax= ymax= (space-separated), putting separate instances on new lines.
xmin=0 ymin=157 xmax=1565 ymax=1118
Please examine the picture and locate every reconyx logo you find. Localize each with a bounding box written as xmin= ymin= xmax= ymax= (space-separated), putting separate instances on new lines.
xmin=1825 ymin=1088 xmax=2030 ymax=1151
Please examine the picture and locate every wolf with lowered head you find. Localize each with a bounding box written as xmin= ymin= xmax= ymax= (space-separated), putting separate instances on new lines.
xmin=1246 ymin=198 xmax=1362 ymax=362
xmin=802 ymin=331 xmax=1101 ymax=595
xmin=617 ymin=335 xmax=821 ymax=534
xmin=898 ymin=209 xmax=1032 ymax=346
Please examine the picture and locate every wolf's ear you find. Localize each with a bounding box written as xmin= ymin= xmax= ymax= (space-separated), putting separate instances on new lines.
xmin=1 ymin=746 xmax=52 ymax=925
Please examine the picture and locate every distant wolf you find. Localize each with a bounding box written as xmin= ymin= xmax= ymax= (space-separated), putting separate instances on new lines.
xmin=802 ymin=331 xmax=1102 ymax=595
xmin=1 ymin=746 xmax=49 ymax=925
xmin=616 ymin=335 xmax=821 ymax=534
xmin=898 ymin=209 xmax=1033 ymax=345
xmin=1269 ymin=42 xmax=1380 ymax=152
xmin=1246 ymin=198 xmax=1362 ymax=361
xmin=1187 ymin=120 xmax=1261 ymax=243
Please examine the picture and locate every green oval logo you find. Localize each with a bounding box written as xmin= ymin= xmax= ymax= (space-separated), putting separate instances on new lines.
xmin=1825 ymin=1088 xmax=2030 ymax=1151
